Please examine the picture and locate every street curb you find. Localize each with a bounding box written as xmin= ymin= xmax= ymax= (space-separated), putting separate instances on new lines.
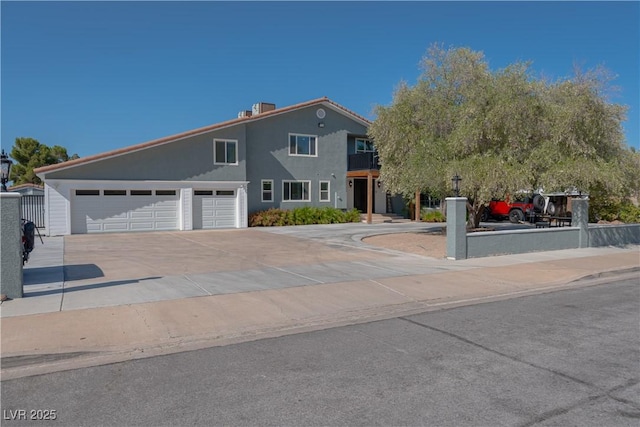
xmin=2 ymin=267 xmax=637 ymax=381
xmin=568 ymin=266 xmax=639 ymax=283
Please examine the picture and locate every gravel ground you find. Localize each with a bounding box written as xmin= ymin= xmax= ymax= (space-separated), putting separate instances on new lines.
xmin=363 ymin=229 xmax=446 ymax=259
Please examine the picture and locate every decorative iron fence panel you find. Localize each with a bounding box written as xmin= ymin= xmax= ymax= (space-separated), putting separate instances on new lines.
xmin=21 ymin=195 xmax=45 ymax=228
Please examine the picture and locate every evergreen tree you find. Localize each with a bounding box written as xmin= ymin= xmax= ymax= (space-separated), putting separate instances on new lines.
xmin=9 ymin=137 xmax=79 ymax=185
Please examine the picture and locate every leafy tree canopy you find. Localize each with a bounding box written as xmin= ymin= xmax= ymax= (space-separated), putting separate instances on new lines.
xmin=369 ymin=44 xmax=632 ymax=227
xmin=8 ymin=137 xmax=79 ymax=185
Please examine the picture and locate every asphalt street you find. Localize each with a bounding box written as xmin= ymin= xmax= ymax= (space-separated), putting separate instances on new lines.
xmin=1 ymin=277 xmax=639 ymax=427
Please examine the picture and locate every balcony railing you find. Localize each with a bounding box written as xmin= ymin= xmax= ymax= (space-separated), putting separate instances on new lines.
xmin=348 ymin=152 xmax=380 ymax=171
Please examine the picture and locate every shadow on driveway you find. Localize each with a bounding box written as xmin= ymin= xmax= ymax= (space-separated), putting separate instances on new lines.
xmin=23 ymin=264 xmax=105 ymax=285
xmin=64 ymin=264 xmax=105 ymax=281
xmin=24 ymin=277 xmax=162 ymax=297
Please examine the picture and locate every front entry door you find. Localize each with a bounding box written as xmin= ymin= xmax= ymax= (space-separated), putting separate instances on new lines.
xmin=353 ymin=178 xmax=374 ymax=213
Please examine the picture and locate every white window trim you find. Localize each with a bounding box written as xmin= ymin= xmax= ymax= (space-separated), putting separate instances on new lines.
xmin=214 ymin=139 xmax=239 ymax=165
xmin=282 ymin=180 xmax=311 ymax=202
xmin=288 ymin=133 xmax=318 ymax=157
xmin=319 ymin=180 xmax=330 ymax=202
xmin=355 ymin=138 xmax=375 ymax=153
xmin=261 ymin=179 xmax=274 ymax=203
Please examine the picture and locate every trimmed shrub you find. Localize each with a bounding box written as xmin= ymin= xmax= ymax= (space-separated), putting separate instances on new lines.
xmin=343 ymin=208 xmax=362 ymax=223
xmin=421 ymin=209 xmax=446 ymax=222
xmin=249 ymin=207 xmax=361 ymax=227
xmin=619 ymin=203 xmax=640 ymax=223
xmin=589 ymin=198 xmax=640 ymax=223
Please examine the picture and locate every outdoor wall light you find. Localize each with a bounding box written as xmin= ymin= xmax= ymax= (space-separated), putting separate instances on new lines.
xmin=0 ymin=149 xmax=13 ymax=192
xmin=348 ymin=180 xmax=353 ymax=188
xmin=377 ymin=180 xmax=382 ymax=188
xmin=451 ymin=173 xmax=462 ymax=197
xmin=318 ymin=122 xmax=325 ymax=128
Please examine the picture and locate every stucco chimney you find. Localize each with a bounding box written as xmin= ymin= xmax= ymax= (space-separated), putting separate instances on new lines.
xmin=252 ymin=102 xmax=276 ymax=115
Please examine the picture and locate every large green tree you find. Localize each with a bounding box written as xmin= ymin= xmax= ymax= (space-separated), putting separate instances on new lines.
xmin=9 ymin=137 xmax=79 ymax=185
xmin=369 ymin=44 xmax=630 ymax=227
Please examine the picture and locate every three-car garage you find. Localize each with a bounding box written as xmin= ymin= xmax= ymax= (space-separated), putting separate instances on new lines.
xmin=43 ymin=180 xmax=248 ymax=235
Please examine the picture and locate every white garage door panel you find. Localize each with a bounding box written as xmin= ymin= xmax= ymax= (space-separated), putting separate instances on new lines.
xmin=71 ymin=194 xmax=179 ymax=234
xmin=103 ymin=222 xmax=130 ymax=232
xmin=155 ymin=210 xmax=177 ymax=219
xmin=130 ymin=222 xmax=155 ymax=230
xmin=130 ymin=211 xmax=154 ymax=219
xmin=86 ymin=223 xmax=103 ymax=233
xmin=194 ymin=196 xmax=237 ymax=229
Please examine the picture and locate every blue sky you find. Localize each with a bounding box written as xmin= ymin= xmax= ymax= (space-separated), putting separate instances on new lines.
xmin=2 ymin=1 xmax=639 ymax=159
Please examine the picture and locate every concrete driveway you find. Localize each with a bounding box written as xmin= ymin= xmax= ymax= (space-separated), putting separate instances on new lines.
xmin=61 ymin=220 xmax=533 ymax=284
xmin=11 ymin=223 xmax=450 ymax=316
xmin=63 ymin=228 xmax=393 ymax=281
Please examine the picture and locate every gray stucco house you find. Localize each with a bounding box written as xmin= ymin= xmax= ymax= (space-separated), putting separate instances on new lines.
xmin=36 ymin=97 xmax=388 ymax=235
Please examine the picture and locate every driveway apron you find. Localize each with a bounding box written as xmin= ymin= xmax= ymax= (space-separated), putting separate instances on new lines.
xmin=56 ymin=225 xmax=448 ymax=311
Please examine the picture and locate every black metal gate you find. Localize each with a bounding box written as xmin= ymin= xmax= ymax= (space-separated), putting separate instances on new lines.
xmin=20 ymin=195 xmax=45 ymax=228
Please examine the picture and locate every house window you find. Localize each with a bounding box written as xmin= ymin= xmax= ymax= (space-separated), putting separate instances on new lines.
xmin=355 ymin=138 xmax=375 ymax=153
xmin=156 ymin=190 xmax=176 ymax=196
xmin=289 ymin=134 xmax=317 ymax=157
xmin=194 ymin=190 xmax=214 ymax=196
xmin=131 ymin=190 xmax=152 ymax=196
xmin=283 ymin=180 xmax=310 ymax=202
xmin=319 ymin=181 xmax=330 ymax=202
xmin=214 ymin=139 xmax=238 ymax=165
xmin=262 ymin=180 xmax=273 ymax=202
xmin=216 ymin=190 xmax=235 ymax=196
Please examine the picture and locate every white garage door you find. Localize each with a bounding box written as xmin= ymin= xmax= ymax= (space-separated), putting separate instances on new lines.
xmin=193 ymin=190 xmax=237 ymax=229
xmin=71 ymin=189 xmax=179 ymax=234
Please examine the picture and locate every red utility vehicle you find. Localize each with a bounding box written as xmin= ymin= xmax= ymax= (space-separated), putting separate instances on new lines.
xmin=483 ymin=192 xmax=579 ymax=223
xmin=482 ymin=194 xmax=547 ymax=223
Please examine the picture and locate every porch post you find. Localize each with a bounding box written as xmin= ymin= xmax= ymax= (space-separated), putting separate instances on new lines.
xmin=415 ymin=190 xmax=420 ymax=222
xmin=366 ymin=172 xmax=373 ymax=224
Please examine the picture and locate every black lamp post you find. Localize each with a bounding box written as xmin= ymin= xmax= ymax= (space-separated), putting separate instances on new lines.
xmin=451 ymin=173 xmax=462 ymax=197
xmin=0 ymin=149 xmax=13 ymax=192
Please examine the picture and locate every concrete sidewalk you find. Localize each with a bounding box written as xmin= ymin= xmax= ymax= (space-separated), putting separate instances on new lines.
xmin=1 ymin=224 xmax=638 ymax=379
